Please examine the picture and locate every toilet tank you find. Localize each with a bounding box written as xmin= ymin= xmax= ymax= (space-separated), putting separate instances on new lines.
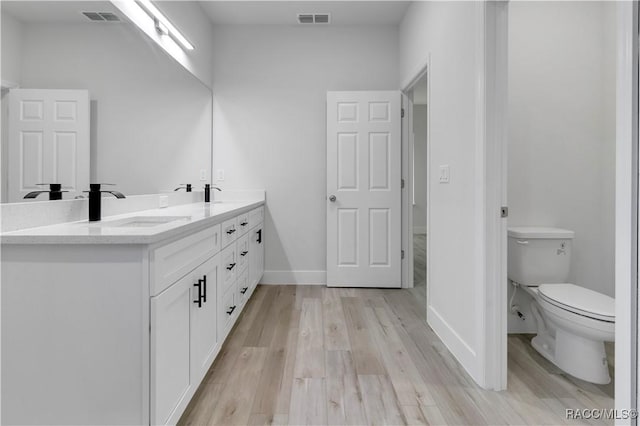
xmin=507 ymin=227 xmax=574 ymax=286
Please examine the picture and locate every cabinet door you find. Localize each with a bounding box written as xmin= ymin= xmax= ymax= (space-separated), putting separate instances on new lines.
xmin=249 ymin=225 xmax=265 ymax=288
xmin=190 ymin=255 xmax=219 ymax=384
xmin=151 ymin=274 xmax=192 ymax=425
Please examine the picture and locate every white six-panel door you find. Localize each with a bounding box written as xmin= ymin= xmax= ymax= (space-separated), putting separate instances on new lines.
xmin=327 ymin=91 xmax=402 ymax=288
xmin=8 ymin=89 xmax=89 ymax=202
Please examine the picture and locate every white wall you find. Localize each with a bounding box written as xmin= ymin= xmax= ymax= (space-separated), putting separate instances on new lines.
xmin=413 ymin=104 xmax=427 ymax=233
xmin=211 ymin=25 xmax=398 ymax=284
xmin=1 ymin=11 xmax=23 ymax=86
xmin=399 ymin=1 xmax=487 ymax=385
xmin=15 ymin=22 xmax=212 ymax=197
xmin=507 ymin=2 xmax=616 ymax=332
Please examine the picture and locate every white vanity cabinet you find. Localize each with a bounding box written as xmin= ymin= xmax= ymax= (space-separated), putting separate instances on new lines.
xmin=150 ymin=253 xmax=220 ymax=426
xmin=1 ymin=200 xmax=265 ymax=426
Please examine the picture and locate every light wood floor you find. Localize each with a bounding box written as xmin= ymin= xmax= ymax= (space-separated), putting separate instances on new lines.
xmin=178 ymin=284 xmax=614 ymax=425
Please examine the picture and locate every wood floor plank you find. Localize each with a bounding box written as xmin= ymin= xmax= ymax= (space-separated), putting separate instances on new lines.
xmin=325 ymin=350 xmax=367 ymax=425
xmin=275 ymin=308 xmax=301 ymax=415
xmin=208 ymin=347 xmax=268 ymax=425
xmin=342 ymin=297 xmax=386 ymax=375
xmin=250 ymin=287 xmax=295 ymax=416
xmin=288 ymin=378 xmax=327 ymax=425
xmin=358 ymin=374 xmax=407 ymax=426
xmin=322 ymin=288 xmax=351 ymax=351
xmin=243 ymin=286 xmax=279 ymax=347
xmin=293 ymin=298 xmax=325 ymax=378
xmin=366 ymin=306 xmax=436 ymax=407
xmin=178 ymin=381 xmax=224 ymax=425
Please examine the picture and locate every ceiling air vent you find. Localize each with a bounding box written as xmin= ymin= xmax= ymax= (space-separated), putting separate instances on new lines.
xmin=297 ymin=13 xmax=331 ymax=25
xmin=82 ymin=12 xmax=121 ymax=22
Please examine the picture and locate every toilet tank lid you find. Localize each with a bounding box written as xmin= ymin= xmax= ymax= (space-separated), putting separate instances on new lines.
xmin=507 ymin=227 xmax=574 ymax=239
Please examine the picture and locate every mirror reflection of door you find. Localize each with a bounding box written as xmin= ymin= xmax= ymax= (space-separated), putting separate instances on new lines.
xmin=8 ymin=88 xmax=89 ymax=202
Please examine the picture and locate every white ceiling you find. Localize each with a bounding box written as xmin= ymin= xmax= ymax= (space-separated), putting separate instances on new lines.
xmin=1 ymin=1 xmax=119 ymax=23
xmin=199 ymin=1 xmax=411 ymax=26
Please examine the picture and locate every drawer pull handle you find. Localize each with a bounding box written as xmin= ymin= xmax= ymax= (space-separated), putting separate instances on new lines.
xmin=202 ymin=275 xmax=207 ymax=303
xmin=226 ymin=305 xmax=236 ymax=315
xmin=257 ymin=229 xmax=262 ymax=244
xmin=240 ymin=251 xmax=248 ymax=257
xmin=240 ymin=221 xmax=248 ymax=226
xmin=193 ymin=281 xmax=203 ymax=308
xmin=226 ymin=263 xmax=236 ymax=271
xmin=226 ymin=228 xmax=236 ymax=235
xmin=240 ymin=287 xmax=248 ymax=294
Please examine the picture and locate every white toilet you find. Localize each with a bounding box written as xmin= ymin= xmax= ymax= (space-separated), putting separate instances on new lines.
xmin=507 ymin=227 xmax=615 ymax=384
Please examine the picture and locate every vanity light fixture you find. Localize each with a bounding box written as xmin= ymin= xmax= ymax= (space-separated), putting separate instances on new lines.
xmin=137 ymin=0 xmax=194 ymax=50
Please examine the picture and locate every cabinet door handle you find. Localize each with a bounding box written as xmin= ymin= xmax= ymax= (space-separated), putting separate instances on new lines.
xmin=226 ymin=305 xmax=236 ymax=315
xmin=240 ymin=221 xmax=248 ymax=226
xmin=193 ymin=282 xmax=202 ymax=308
xmin=226 ymin=228 xmax=236 ymax=235
xmin=202 ymin=275 xmax=207 ymax=303
xmin=226 ymin=263 xmax=236 ymax=271
xmin=257 ymin=229 xmax=262 ymax=244
xmin=240 ymin=251 xmax=248 ymax=257
xmin=240 ymin=287 xmax=248 ymax=294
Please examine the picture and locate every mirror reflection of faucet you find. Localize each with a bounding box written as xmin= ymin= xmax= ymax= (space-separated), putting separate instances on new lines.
xmin=203 ymin=184 xmax=222 ymax=203
xmin=175 ymin=184 xmax=192 ymax=192
xmin=84 ymin=184 xmax=126 ymax=221
xmin=24 ymin=183 xmax=68 ymax=200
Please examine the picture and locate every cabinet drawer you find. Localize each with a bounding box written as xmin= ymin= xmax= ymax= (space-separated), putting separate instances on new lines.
xmin=151 ymin=225 xmax=221 ymax=296
xmin=249 ymin=206 xmax=264 ymax=226
xmin=237 ymin=212 xmax=250 ymax=236
xmin=221 ymin=217 xmax=238 ymax=247
xmin=237 ymin=269 xmax=249 ymax=306
xmin=219 ymin=243 xmax=237 ymax=295
xmin=218 ymin=287 xmax=237 ymax=338
xmin=236 ymin=233 xmax=250 ymax=273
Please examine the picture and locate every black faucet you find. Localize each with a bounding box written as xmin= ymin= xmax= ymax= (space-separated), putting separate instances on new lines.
xmin=86 ymin=184 xmax=126 ymax=221
xmin=203 ymin=184 xmax=222 ymax=203
xmin=24 ymin=183 xmax=68 ymax=200
xmin=175 ymin=184 xmax=192 ymax=192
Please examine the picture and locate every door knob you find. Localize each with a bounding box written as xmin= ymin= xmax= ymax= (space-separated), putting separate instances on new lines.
xmin=329 ymin=195 xmax=337 ymax=202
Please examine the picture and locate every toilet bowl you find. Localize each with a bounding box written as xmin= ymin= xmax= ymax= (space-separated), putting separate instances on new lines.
xmin=522 ymin=283 xmax=614 ymax=384
xmin=508 ymin=227 xmax=615 ymax=384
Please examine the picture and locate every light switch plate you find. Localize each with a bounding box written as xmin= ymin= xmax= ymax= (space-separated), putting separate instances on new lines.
xmin=199 ymin=169 xmax=207 ymax=181
xmin=439 ymin=165 xmax=450 ymax=183
xmin=216 ymin=169 xmax=225 ymax=181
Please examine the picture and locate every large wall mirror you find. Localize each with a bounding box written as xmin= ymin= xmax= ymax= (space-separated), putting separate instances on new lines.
xmin=1 ymin=1 xmax=212 ymax=203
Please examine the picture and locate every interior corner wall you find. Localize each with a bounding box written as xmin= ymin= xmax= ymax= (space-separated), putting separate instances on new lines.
xmin=399 ymin=1 xmax=485 ymax=385
xmin=210 ymin=25 xmax=398 ymax=284
xmin=507 ymin=1 xmax=616 ymax=336
xmin=413 ymin=104 xmax=428 ymax=234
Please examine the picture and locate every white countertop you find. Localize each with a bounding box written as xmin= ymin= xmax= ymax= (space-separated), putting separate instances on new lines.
xmin=0 ymin=200 xmax=264 ymax=245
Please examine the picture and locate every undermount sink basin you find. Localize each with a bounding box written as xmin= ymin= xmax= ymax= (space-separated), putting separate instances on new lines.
xmin=98 ymin=216 xmax=191 ymax=228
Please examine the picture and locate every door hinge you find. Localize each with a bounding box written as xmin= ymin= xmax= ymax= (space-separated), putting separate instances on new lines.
xmin=401 ymin=108 xmax=405 ymax=118
xmin=501 ymin=206 xmax=509 ymax=218
xmin=401 ymin=179 xmax=405 ymax=189
xmin=401 ymin=250 xmax=405 ymax=259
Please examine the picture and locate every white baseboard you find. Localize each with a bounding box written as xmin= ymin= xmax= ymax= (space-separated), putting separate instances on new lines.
xmin=413 ymin=226 xmax=427 ymax=235
xmin=260 ymin=270 xmax=326 ymax=285
xmin=427 ymin=304 xmax=483 ymax=386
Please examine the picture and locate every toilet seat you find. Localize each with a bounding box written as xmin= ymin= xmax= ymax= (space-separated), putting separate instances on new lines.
xmin=538 ymin=284 xmax=614 ymax=323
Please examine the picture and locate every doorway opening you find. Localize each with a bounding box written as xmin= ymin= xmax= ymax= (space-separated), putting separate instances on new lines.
xmin=404 ymin=72 xmax=428 ymax=318
xmin=503 ymin=0 xmax=616 ymax=406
